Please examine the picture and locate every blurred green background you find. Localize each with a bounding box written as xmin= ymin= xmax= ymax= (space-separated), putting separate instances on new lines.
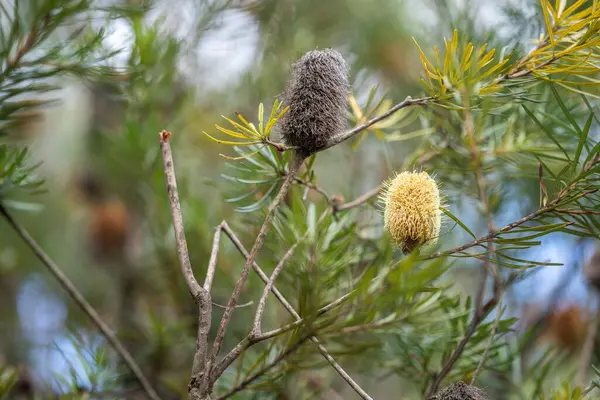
xmin=1 ymin=0 xmax=598 ymax=399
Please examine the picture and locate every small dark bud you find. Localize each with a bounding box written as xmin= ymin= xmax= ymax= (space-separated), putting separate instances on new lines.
xmin=430 ymin=381 xmax=488 ymax=400
xmin=280 ymin=49 xmax=349 ymax=155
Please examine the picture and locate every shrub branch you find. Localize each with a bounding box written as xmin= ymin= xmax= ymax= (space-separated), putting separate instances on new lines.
xmin=0 ymin=204 xmax=161 ymax=400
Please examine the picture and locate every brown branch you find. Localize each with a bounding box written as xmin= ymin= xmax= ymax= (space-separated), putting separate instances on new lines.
xmin=204 ymin=223 xmax=223 ymax=293
xmin=467 ymin=94 xmax=502 ymax=386
xmin=221 ymin=222 xmax=299 ymax=321
xmin=294 ymin=177 xmax=332 ymax=202
xmin=424 ymin=205 xmax=550 ymax=260
xmin=555 ymin=208 xmax=600 ymax=215
xmin=203 ymin=154 xmax=306 ymax=393
xmin=294 ymin=176 xmax=383 ymax=216
xmin=425 ymin=295 xmax=499 ymax=398
xmin=217 ymin=224 xmax=372 ymax=400
xmin=5 ymin=14 xmax=50 ymax=71
xmin=320 ymin=96 xmax=433 ymax=152
xmin=159 ymin=131 xmax=202 ymax=298
xmin=427 ymin=155 xmax=600 ymax=262
xmin=0 ymin=204 xmax=162 ymax=400
xmin=251 ymin=242 xmax=299 ymax=337
xmin=334 ymin=184 xmax=383 ymax=213
xmin=214 ymin=287 xmax=353 ymax=379
xmin=428 ymin=93 xmax=501 ymax=395
xmin=266 ymin=96 xmax=433 ymax=153
xmin=159 ymin=131 xmax=212 ymax=400
xmin=215 ymin=333 xmax=314 ymax=400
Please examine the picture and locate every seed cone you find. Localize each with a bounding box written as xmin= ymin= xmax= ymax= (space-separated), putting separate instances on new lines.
xmin=279 ymin=49 xmax=349 ymax=155
xmin=430 ymin=382 xmax=488 ymax=400
xmin=380 ymin=171 xmax=441 ymax=253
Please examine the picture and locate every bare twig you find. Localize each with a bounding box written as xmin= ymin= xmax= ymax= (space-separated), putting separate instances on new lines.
xmin=215 ymin=333 xmax=314 ymax=400
xmin=555 ymin=208 xmax=600 ymax=215
xmin=320 ymin=96 xmax=433 ymax=152
xmin=221 ymin=222 xmax=300 ymax=320
xmin=251 ymin=242 xmax=299 ymax=337
xmin=334 ymin=184 xmax=383 ymax=213
xmin=426 ymin=295 xmax=500 ymax=398
xmin=159 ymin=131 xmax=203 ymax=298
xmin=583 ymin=382 xmax=600 ymax=397
xmin=466 ymin=94 xmax=502 ymax=386
xmin=578 ymin=297 xmax=600 ymax=387
xmin=424 ymin=206 xmax=564 ymax=260
xmin=214 ymin=287 xmax=353 ymax=379
xmin=159 ymin=131 xmax=212 ymax=399
xmin=294 ymin=176 xmax=383 ymax=215
xmin=0 ymin=204 xmax=162 ymax=400
xmin=218 ymin=224 xmax=373 ymax=400
xmin=204 ymin=154 xmax=306 ymax=392
xmin=5 ymin=14 xmax=50 ymax=70
xmin=266 ymin=96 xmax=432 ymax=153
xmin=426 ymin=166 xmax=600 ymax=262
xmin=471 ymin=295 xmax=503 ymax=385
xmin=294 ymin=177 xmax=332 ymax=201
xmin=212 ymin=300 xmax=254 ymax=310
xmin=204 ymin=223 xmax=223 ymax=292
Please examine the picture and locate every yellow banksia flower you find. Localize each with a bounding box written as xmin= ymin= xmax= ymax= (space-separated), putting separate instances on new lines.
xmin=380 ymin=171 xmax=441 ymax=253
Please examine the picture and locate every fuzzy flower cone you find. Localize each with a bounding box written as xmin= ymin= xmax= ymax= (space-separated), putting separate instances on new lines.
xmin=381 ymin=171 xmax=441 ymax=253
xmin=279 ymin=49 xmax=349 ymax=155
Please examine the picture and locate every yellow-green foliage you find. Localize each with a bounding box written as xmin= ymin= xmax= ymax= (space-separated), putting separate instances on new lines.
xmin=414 ymin=0 xmax=600 ymax=98
xmin=380 ymin=171 xmax=441 ymax=253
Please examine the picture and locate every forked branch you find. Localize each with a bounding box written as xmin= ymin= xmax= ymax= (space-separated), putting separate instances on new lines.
xmin=159 ymin=131 xmax=212 ymax=399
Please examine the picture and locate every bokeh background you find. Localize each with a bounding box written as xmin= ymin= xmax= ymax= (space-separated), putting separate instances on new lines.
xmin=1 ymin=0 xmax=598 ymax=399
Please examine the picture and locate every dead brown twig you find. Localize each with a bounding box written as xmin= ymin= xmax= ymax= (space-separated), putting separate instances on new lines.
xmin=159 ymin=132 xmax=371 ymax=399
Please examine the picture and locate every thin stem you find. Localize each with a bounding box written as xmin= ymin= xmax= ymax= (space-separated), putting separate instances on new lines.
xmin=159 ymin=131 xmax=203 ymax=298
xmin=471 ymin=294 xmax=503 ymax=385
xmin=0 ymin=204 xmax=162 ymax=400
xmin=4 ymin=13 xmax=50 ymax=74
xmin=266 ymin=96 xmax=433 ymax=153
xmin=294 ymin=177 xmax=332 ymax=202
xmin=428 ymin=96 xmax=502 ymax=395
xmin=334 ymin=184 xmax=383 ymax=213
xmin=251 ymin=242 xmax=299 ymax=337
xmin=205 ymin=154 xmax=305 ymax=392
xmin=424 ymin=204 xmax=551 ymax=260
xmin=159 ymin=131 xmax=211 ymax=399
xmin=425 ymin=296 xmax=499 ymax=398
xmin=555 ymin=208 xmax=600 ymax=215
xmin=221 ymin=222 xmax=298 ymax=318
xmin=426 ymin=151 xmax=600 ymax=262
xmin=214 ymin=290 xmax=353 ymax=379
xmin=294 ymin=177 xmax=383 ymax=215
xmin=259 ymin=292 xmax=353 ymax=340
xmin=204 ymin=223 xmax=223 ymax=292
xmin=319 ymin=96 xmax=433 ymax=152
xmin=215 ymin=334 xmax=314 ymax=400
xmin=218 ymin=224 xmax=372 ymax=400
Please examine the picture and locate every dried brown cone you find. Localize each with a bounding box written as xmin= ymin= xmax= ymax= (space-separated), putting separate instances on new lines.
xmin=279 ymin=49 xmax=349 ymax=155
xmin=544 ymin=305 xmax=588 ymax=350
xmin=429 ymin=381 xmax=488 ymax=400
